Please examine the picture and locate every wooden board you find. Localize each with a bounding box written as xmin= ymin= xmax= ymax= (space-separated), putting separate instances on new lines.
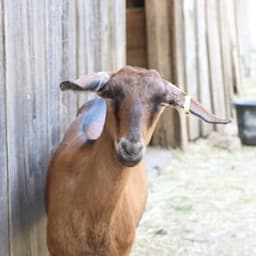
xmin=205 ymin=0 xmax=226 ymax=132
xmin=183 ymin=0 xmax=200 ymax=140
xmin=217 ymin=0 xmax=233 ymax=118
xmin=225 ymin=0 xmax=242 ymax=95
xmin=60 ymin=0 xmax=78 ymax=136
xmin=111 ymin=0 xmax=126 ymax=70
xmin=126 ymin=8 xmax=148 ymax=67
xmin=0 ymin=0 xmax=9 ymax=254
xmin=25 ymin=1 xmax=49 ymax=255
xmin=234 ymin=0 xmax=250 ymax=77
xmin=195 ymin=0 xmax=213 ymax=136
xmin=145 ymin=0 xmax=171 ymax=79
xmin=4 ymin=0 xmax=31 ymax=254
xmin=146 ymin=0 xmax=182 ymax=148
xmin=169 ymin=0 xmax=188 ymax=149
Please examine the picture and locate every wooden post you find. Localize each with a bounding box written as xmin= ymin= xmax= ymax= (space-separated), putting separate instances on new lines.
xmin=146 ymin=0 xmax=188 ymax=149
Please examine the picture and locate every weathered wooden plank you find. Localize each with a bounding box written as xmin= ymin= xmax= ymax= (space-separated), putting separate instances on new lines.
xmin=146 ymin=0 xmax=180 ymax=148
xmin=76 ymin=0 xmax=93 ymax=106
xmin=60 ymin=0 xmax=78 ymax=135
xmin=0 ymin=0 xmax=9 ymax=254
xmin=145 ymin=0 xmax=171 ymax=79
xmin=126 ymin=8 xmax=148 ymax=67
xmin=4 ymin=0 xmax=31 ymax=254
xmin=91 ymin=0 xmax=102 ymax=71
xmin=217 ymin=0 xmax=233 ymax=118
xmin=45 ymin=0 xmax=63 ymax=153
xmin=205 ymin=0 xmax=226 ymax=131
xmin=195 ymin=0 xmax=213 ymax=136
xmin=24 ymin=1 xmax=49 ymax=255
xmin=169 ymin=0 xmax=188 ymax=149
xmin=225 ymin=0 xmax=242 ymax=95
xmin=100 ymin=0 xmax=113 ymax=70
xmin=183 ymin=0 xmax=200 ymax=140
xmin=111 ymin=0 xmax=126 ymax=69
xmin=235 ymin=0 xmax=250 ymax=77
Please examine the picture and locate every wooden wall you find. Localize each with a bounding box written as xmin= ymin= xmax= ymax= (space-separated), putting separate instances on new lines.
xmin=0 ymin=1 xmax=125 ymax=255
xmin=143 ymin=0 xmax=243 ymax=147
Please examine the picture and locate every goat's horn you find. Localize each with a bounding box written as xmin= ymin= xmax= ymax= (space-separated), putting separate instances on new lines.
xmin=163 ymin=80 xmax=231 ymax=124
xmin=60 ymin=72 xmax=111 ymax=92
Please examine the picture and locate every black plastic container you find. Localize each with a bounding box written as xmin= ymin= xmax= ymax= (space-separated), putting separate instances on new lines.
xmin=233 ymin=99 xmax=256 ymax=145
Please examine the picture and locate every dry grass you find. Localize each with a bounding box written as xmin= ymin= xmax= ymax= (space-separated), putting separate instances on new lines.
xmin=132 ymin=139 xmax=256 ymax=256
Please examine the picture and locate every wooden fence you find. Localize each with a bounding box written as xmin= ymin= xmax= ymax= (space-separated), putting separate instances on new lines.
xmin=0 ymin=1 xmax=125 ymax=255
xmin=127 ymin=0 xmax=247 ymax=148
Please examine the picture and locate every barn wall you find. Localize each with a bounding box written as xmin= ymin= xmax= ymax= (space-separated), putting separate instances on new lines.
xmin=127 ymin=0 xmax=247 ymax=148
xmin=0 ymin=0 xmax=125 ymax=255
xmin=146 ymin=0 xmax=244 ymax=147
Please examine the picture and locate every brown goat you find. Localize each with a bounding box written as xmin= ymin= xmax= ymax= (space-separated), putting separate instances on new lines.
xmin=46 ymin=66 xmax=230 ymax=256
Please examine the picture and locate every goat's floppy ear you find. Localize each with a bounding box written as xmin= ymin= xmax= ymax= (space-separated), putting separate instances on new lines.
xmin=59 ymin=72 xmax=111 ymax=92
xmin=81 ymin=98 xmax=107 ymax=140
xmin=163 ymin=80 xmax=231 ymax=124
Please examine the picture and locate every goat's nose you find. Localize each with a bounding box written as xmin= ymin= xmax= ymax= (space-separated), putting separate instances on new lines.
xmin=120 ymin=140 xmax=143 ymax=156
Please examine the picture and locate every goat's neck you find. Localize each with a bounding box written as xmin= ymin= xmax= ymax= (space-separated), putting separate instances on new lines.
xmin=79 ymin=128 xmax=136 ymax=225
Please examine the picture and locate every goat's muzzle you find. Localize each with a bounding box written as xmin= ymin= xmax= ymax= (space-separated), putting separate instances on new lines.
xmin=117 ymin=139 xmax=144 ymax=167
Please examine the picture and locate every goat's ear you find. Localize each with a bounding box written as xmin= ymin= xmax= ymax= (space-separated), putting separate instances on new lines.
xmin=81 ymin=98 xmax=107 ymax=140
xmin=163 ymin=80 xmax=231 ymax=124
xmin=59 ymin=72 xmax=111 ymax=92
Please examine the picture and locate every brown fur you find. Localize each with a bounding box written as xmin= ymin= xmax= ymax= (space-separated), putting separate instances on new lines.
xmin=46 ymin=66 xmax=166 ymax=255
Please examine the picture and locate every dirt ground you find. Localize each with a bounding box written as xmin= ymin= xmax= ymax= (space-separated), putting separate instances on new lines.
xmin=132 ymin=126 xmax=256 ymax=256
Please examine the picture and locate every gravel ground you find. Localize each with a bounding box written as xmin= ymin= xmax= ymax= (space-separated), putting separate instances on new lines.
xmin=132 ymin=135 xmax=256 ymax=256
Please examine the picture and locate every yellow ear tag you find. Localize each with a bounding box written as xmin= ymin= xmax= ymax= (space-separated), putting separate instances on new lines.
xmin=183 ymin=95 xmax=191 ymax=115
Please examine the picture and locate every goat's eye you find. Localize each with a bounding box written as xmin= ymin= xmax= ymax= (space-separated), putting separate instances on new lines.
xmin=101 ymin=90 xmax=114 ymax=99
xmin=151 ymin=94 xmax=164 ymax=105
xmin=101 ymin=86 xmax=125 ymax=100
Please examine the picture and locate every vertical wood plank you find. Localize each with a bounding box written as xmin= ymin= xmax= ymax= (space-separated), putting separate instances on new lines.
xmin=24 ymin=1 xmax=49 ymax=255
xmin=45 ymin=0 xmax=63 ymax=154
xmin=4 ymin=0 xmax=31 ymax=254
xmin=76 ymin=0 xmax=93 ymax=106
xmin=169 ymin=0 xmax=188 ymax=149
xmin=126 ymin=8 xmax=148 ymax=68
xmin=195 ymin=0 xmax=213 ymax=136
xmin=205 ymin=0 xmax=226 ymax=131
xmin=146 ymin=0 xmax=180 ymax=148
xmin=235 ymin=0 xmax=250 ymax=77
xmin=60 ymin=0 xmax=78 ymax=135
xmin=183 ymin=0 xmax=200 ymax=140
xmin=218 ymin=0 xmax=233 ymax=118
xmin=100 ymin=0 xmax=113 ymax=70
xmin=0 ymin=0 xmax=9 ymax=254
xmin=145 ymin=0 xmax=171 ymax=79
xmin=111 ymin=0 xmax=126 ymax=69
xmin=228 ymin=0 xmax=242 ymax=95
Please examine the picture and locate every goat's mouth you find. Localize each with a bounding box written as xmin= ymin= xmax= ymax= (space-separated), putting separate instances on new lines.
xmin=117 ymin=152 xmax=143 ymax=167
xmin=116 ymin=138 xmax=144 ymax=167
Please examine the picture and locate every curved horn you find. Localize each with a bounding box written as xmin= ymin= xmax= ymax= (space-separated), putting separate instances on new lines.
xmin=163 ymin=80 xmax=231 ymax=124
xmin=59 ymin=72 xmax=111 ymax=92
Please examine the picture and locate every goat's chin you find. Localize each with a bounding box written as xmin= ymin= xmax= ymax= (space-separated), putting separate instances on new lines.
xmin=117 ymin=153 xmax=143 ymax=167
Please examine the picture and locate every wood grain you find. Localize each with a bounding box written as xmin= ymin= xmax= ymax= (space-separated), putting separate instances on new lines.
xmin=183 ymin=0 xmax=200 ymax=140
xmin=195 ymin=0 xmax=213 ymax=136
xmin=205 ymin=0 xmax=226 ymax=132
xmin=146 ymin=0 xmax=180 ymax=148
xmin=0 ymin=0 xmax=9 ymax=254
